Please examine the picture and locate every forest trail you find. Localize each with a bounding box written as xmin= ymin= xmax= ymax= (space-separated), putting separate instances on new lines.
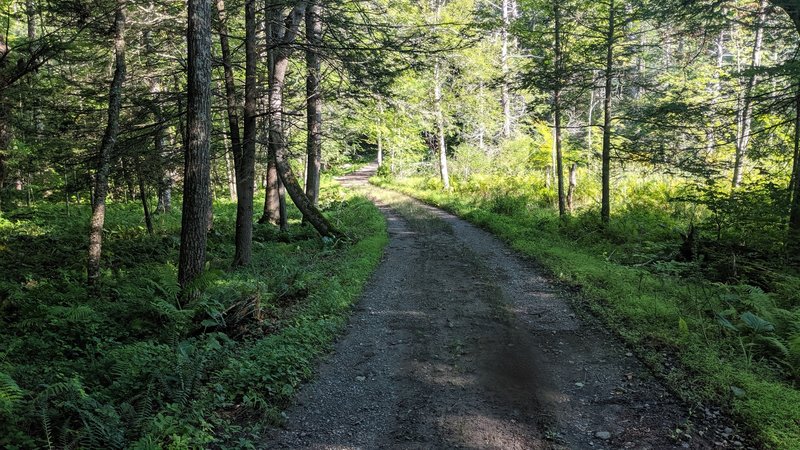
xmin=265 ymin=164 xmax=741 ymax=449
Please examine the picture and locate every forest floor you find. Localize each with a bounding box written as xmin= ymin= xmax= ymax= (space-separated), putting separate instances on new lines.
xmin=265 ymin=164 xmax=749 ymax=449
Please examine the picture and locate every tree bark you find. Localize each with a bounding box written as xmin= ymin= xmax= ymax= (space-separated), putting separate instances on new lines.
xmin=269 ymin=3 xmax=341 ymax=238
xmin=377 ymin=99 xmax=384 ymax=166
xmin=501 ymin=0 xmax=512 ymax=138
xmin=772 ymin=1 xmax=800 ymax=254
xmin=232 ymin=0 xmax=258 ymax=266
xmin=179 ymin=0 xmax=213 ymax=292
xmin=222 ymin=133 xmax=236 ymax=201
xmin=554 ymin=0 xmax=565 ymax=216
xmin=136 ymin=161 xmax=154 ymax=235
xmin=87 ymin=0 xmax=126 ymax=287
xmin=587 ymin=72 xmax=596 ymax=153
xmin=732 ymin=0 xmax=766 ymax=189
xmin=0 ymin=102 xmax=8 ymax=213
xmin=260 ymin=1 xmax=287 ymax=228
xmin=789 ymin=84 xmax=800 ymax=253
xmin=434 ymin=61 xmax=450 ymax=190
xmin=567 ymin=162 xmax=577 ymax=213
xmin=304 ymin=0 xmax=323 ymax=213
xmin=600 ymin=0 xmax=614 ymax=225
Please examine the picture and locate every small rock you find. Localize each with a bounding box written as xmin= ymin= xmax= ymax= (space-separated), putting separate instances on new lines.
xmin=724 ymin=427 xmax=733 ymax=434
xmin=595 ymin=431 xmax=611 ymax=440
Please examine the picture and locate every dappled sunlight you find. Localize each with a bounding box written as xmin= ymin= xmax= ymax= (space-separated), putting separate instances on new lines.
xmin=410 ymin=360 xmax=478 ymax=388
xmin=438 ymin=413 xmax=549 ymax=449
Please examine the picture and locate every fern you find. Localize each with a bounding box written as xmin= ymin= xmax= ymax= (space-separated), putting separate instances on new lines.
xmin=40 ymin=402 xmax=53 ymax=450
xmin=0 ymin=372 xmax=23 ymax=414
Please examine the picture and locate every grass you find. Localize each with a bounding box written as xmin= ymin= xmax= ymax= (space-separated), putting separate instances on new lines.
xmin=0 ymin=176 xmax=388 ymax=449
xmin=374 ymin=174 xmax=800 ymax=449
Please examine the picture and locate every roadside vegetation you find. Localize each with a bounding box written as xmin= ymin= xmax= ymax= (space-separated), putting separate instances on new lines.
xmin=374 ymin=168 xmax=800 ymax=447
xmin=0 ymin=177 xmax=387 ymax=449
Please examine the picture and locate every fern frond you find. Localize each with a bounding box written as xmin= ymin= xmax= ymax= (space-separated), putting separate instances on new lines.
xmin=0 ymin=371 xmax=23 ymax=413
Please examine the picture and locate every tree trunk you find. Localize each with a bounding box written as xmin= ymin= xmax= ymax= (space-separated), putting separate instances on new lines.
xmin=0 ymin=102 xmax=8 ymax=213
xmin=434 ymin=61 xmax=450 ymax=190
xmin=304 ymin=0 xmax=323 ymax=214
xmin=500 ymin=0 xmax=511 ymax=138
xmin=269 ymin=3 xmax=341 ymax=238
xmin=377 ymin=99 xmax=384 ymax=166
xmin=554 ymin=0 xmax=565 ymax=217
xmin=223 ymin=133 xmax=236 ymax=201
xmin=789 ymin=83 xmax=800 ymax=253
xmin=587 ymin=73 xmax=596 ymax=153
xmin=567 ymin=162 xmax=577 ymax=213
xmin=136 ymin=161 xmax=154 ymax=235
xmin=260 ymin=1 xmax=287 ymax=227
xmin=278 ymin=175 xmax=288 ymax=232
xmin=261 ymin=154 xmax=281 ymax=224
xmin=87 ymin=0 xmax=126 ymax=287
xmin=790 ymin=88 xmax=800 ymax=196
xmin=143 ymin=29 xmax=172 ymax=215
xmin=232 ymin=0 xmax=258 ymax=266
xmin=179 ymin=0 xmax=213 ymax=292
xmin=732 ymin=0 xmax=766 ymax=189
xmin=600 ymin=0 xmax=614 ymax=225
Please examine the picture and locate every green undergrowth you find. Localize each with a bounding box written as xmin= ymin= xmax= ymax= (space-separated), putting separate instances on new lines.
xmin=374 ymin=175 xmax=800 ymax=448
xmin=0 ymin=177 xmax=388 ymax=449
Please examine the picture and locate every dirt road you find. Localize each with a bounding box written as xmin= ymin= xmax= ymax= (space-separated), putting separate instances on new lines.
xmin=265 ymin=164 xmax=744 ymax=449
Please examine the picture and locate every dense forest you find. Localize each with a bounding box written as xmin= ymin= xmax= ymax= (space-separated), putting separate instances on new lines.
xmin=4 ymin=0 xmax=800 ymax=447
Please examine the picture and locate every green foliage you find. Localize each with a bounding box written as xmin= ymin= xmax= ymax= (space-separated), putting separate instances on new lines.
xmin=0 ymin=372 xmax=23 ymax=415
xmin=0 ymin=179 xmax=388 ymax=448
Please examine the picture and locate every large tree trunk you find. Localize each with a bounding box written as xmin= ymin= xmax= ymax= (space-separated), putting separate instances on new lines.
xmin=732 ymin=0 xmax=766 ymax=189
xmin=554 ymin=0 xmax=565 ymax=217
xmin=772 ymin=1 xmax=800 ymax=254
xmin=789 ymin=85 xmax=800 ymax=254
xmin=304 ymin=0 xmax=323 ymax=213
xmin=179 ymin=0 xmax=213 ymax=292
xmin=600 ymin=0 xmax=614 ymax=225
xmin=260 ymin=1 xmax=287 ymax=228
xmin=87 ymin=0 xmax=126 ymax=287
xmin=270 ymin=3 xmax=341 ymax=238
xmin=232 ymin=0 xmax=258 ymax=266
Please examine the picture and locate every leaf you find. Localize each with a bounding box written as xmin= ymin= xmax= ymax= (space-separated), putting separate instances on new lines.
xmin=0 ymin=372 xmax=23 ymax=413
xmin=755 ymin=336 xmax=789 ymax=359
xmin=715 ymin=313 xmax=738 ymax=332
xmin=678 ymin=317 xmax=689 ymax=336
xmin=740 ymin=311 xmax=774 ymax=333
